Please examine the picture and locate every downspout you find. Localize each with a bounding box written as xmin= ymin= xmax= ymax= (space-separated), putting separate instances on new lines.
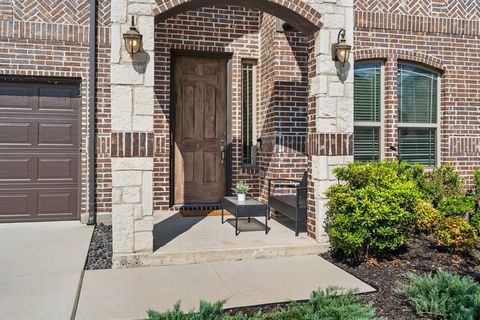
xmin=87 ymin=0 xmax=96 ymax=225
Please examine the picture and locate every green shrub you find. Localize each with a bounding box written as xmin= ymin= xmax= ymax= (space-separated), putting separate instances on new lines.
xmin=252 ymin=287 xmax=382 ymax=320
xmin=435 ymin=217 xmax=478 ymax=251
xmin=416 ymin=164 xmax=464 ymax=205
xmin=325 ymin=161 xmax=421 ymax=259
xmin=437 ymin=195 xmax=475 ymax=217
xmin=147 ymin=300 xmax=247 ymax=320
xmin=147 ymin=288 xmax=382 ymax=320
xmin=414 ymin=201 xmax=443 ymax=234
xmin=474 ymin=168 xmax=480 ymax=200
xmin=396 ymin=270 xmax=480 ymax=320
xmin=470 ymin=211 xmax=480 ymax=234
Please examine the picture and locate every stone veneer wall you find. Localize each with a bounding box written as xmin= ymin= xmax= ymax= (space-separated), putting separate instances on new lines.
xmin=354 ymin=0 xmax=480 ymax=187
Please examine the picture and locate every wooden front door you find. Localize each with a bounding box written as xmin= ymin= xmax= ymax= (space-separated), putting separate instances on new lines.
xmin=173 ymin=56 xmax=227 ymax=205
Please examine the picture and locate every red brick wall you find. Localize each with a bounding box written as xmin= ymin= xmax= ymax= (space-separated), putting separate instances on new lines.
xmin=354 ymin=0 xmax=480 ymax=187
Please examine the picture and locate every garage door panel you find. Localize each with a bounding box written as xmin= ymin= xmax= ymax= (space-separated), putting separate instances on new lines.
xmin=0 ymin=85 xmax=36 ymax=111
xmin=38 ymin=122 xmax=77 ymax=147
xmin=0 ymin=122 xmax=33 ymax=145
xmin=37 ymin=190 xmax=77 ymax=216
xmin=39 ymin=86 xmax=79 ymax=113
xmin=0 ymin=79 xmax=80 ymax=222
xmin=0 ymin=158 xmax=34 ymax=182
xmin=0 ymin=192 xmax=35 ymax=217
xmin=38 ymin=157 xmax=77 ymax=182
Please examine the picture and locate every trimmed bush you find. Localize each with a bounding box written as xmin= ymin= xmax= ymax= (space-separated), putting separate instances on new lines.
xmin=146 ymin=288 xmax=382 ymax=320
xmin=470 ymin=211 xmax=480 ymax=234
xmin=437 ymin=195 xmax=475 ymax=217
xmin=474 ymin=168 xmax=480 ymax=200
xmin=396 ymin=270 xmax=480 ymax=320
xmin=435 ymin=217 xmax=478 ymax=251
xmin=416 ymin=164 xmax=463 ymax=205
xmin=414 ymin=201 xmax=442 ymax=234
xmin=325 ymin=161 xmax=421 ymax=259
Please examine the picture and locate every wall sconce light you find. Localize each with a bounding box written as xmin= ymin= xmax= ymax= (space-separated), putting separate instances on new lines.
xmin=123 ymin=16 xmax=142 ymax=56
xmin=332 ymin=29 xmax=352 ymax=65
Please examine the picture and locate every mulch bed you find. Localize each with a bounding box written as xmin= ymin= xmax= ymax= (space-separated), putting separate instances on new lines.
xmin=322 ymin=236 xmax=479 ymax=319
xmin=85 ymin=223 xmax=112 ymax=270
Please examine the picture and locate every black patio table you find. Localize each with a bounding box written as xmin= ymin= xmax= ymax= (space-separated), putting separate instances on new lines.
xmin=221 ymin=196 xmax=268 ymax=236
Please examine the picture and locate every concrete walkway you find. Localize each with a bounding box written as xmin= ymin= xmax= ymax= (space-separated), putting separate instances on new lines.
xmin=0 ymin=221 xmax=93 ymax=320
xmin=76 ymin=255 xmax=375 ymax=320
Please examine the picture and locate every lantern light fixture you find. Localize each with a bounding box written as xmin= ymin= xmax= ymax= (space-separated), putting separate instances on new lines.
xmin=332 ymin=29 xmax=352 ymax=65
xmin=123 ymin=16 xmax=142 ymax=56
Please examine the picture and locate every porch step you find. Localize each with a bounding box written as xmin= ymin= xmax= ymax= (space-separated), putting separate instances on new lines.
xmin=113 ymin=212 xmax=328 ymax=268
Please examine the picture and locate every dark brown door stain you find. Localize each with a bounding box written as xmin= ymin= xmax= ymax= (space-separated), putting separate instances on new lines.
xmin=0 ymin=80 xmax=80 ymax=222
xmin=174 ymin=56 xmax=227 ymax=205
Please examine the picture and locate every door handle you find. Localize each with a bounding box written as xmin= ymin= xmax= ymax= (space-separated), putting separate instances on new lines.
xmin=220 ymin=133 xmax=226 ymax=164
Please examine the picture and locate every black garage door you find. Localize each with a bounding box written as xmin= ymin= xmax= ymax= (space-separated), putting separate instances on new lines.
xmin=0 ymin=77 xmax=81 ymax=222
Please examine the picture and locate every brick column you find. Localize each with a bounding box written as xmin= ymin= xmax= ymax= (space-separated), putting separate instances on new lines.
xmin=111 ymin=0 xmax=156 ymax=266
xmin=307 ymin=0 xmax=354 ymax=242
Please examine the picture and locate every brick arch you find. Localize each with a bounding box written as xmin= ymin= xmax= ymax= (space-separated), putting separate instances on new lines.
xmin=354 ymin=48 xmax=446 ymax=72
xmin=153 ymin=0 xmax=322 ymax=34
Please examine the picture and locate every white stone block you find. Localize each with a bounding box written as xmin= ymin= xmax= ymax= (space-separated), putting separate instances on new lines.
xmin=143 ymin=51 xmax=155 ymax=86
xmin=322 ymin=13 xmax=345 ymax=29
xmin=111 ymin=23 xmax=121 ymax=64
xmin=336 ymin=97 xmax=354 ymax=132
xmin=112 ymin=171 xmax=143 ymax=187
xmin=345 ymin=82 xmax=353 ymax=98
xmin=315 ymin=29 xmax=330 ymax=56
xmin=133 ymin=204 xmax=143 ymax=219
xmin=345 ymin=9 xmax=354 ymax=44
xmin=112 ymin=158 xmax=154 ymax=171
xmin=133 ymin=115 xmax=154 ymax=131
xmin=111 ymin=0 xmax=127 ymax=23
xmin=136 ymin=16 xmax=154 ymax=51
xmin=316 ymin=55 xmax=337 ymax=75
xmin=317 ymin=118 xmax=337 ymax=133
xmin=312 ymin=156 xmax=329 ymax=181
xmin=111 ymin=64 xmax=144 ymax=85
xmin=328 ymin=81 xmax=344 ymax=97
xmin=134 ymin=87 xmax=154 ymax=115
xmin=142 ymin=171 xmax=153 ymax=216
xmin=122 ymin=186 xmax=141 ymax=203
xmin=112 ymin=187 xmax=123 ymax=204
xmin=316 ymin=97 xmax=337 ymax=118
xmin=128 ymin=3 xmax=153 ymax=15
xmin=112 ymin=203 xmax=134 ymax=254
xmin=310 ymin=75 xmax=328 ymax=96
xmin=134 ymin=231 xmax=153 ymax=253
xmin=338 ymin=0 xmax=354 ymax=7
xmin=111 ymin=85 xmax=133 ymax=131
xmin=135 ymin=216 xmax=153 ymax=232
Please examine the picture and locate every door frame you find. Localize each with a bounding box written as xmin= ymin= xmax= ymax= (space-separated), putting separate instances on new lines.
xmin=169 ymin=50 xmax=233 ymax=207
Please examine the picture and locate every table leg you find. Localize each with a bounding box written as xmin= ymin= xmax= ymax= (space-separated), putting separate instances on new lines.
xmin=221 ymin=209 xmax=224 ymax=224
xmin=248 ymin=217 xmax=251 ymax=223
xmin=235 ymin=216 xmax=238 ymax=236
xmin=265 ymin=213 xmax=268 ymax=234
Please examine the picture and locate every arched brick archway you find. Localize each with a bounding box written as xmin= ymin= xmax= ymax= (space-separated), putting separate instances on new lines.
xmin=153 ymin=0 xmax=323 ymax=34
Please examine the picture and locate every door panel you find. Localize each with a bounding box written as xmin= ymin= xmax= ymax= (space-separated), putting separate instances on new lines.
xmin=0 ymin=80 xmax=80 ymax=222
xmin=174 ymin=56 xmax=227 ymax=205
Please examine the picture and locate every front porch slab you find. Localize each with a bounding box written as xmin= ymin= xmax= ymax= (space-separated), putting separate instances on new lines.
xmin=113 ymin=212 xmax=327 ymax=268
xmin=76 ymin=255 xmax=375 ymax=320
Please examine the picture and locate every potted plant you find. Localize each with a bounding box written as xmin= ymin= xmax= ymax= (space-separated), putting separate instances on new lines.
xmin=235 ymin=181 xmax=250 ymax=202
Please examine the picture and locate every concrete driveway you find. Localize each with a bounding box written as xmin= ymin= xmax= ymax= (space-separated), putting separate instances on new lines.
xmin=0 ymin=221 xmax=93 ymax=320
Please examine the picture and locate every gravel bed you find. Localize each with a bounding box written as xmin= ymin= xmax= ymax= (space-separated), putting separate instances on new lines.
xmin=85 ymin=223 xmax=112 ymax=270
xmin=322 ymin=236 xmax=479 ymax=319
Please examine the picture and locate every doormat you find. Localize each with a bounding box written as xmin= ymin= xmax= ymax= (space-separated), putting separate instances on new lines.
xmin=180 ymin=209 xmax=230 ymax=217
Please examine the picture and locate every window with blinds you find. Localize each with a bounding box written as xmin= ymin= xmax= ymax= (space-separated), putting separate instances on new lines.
xmin=242 ymin=62 xmax=256 ymax=166
xmin=353 ymin=61 xmax=382 ymax=162
xmin=398 ymin=64 xmax=439 ymax=167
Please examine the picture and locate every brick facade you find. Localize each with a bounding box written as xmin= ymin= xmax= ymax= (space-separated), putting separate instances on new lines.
xmin=354 ymin=0 xmax=480 ymax=187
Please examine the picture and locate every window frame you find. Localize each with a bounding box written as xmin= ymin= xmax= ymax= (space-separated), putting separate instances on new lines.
xmin=397 ymin=61 xmax=441 ymax=167
xmin=353 ymin=59 xmax=385 ymax=161
xmin=241 ymin=59 xmax=258 ymax=167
